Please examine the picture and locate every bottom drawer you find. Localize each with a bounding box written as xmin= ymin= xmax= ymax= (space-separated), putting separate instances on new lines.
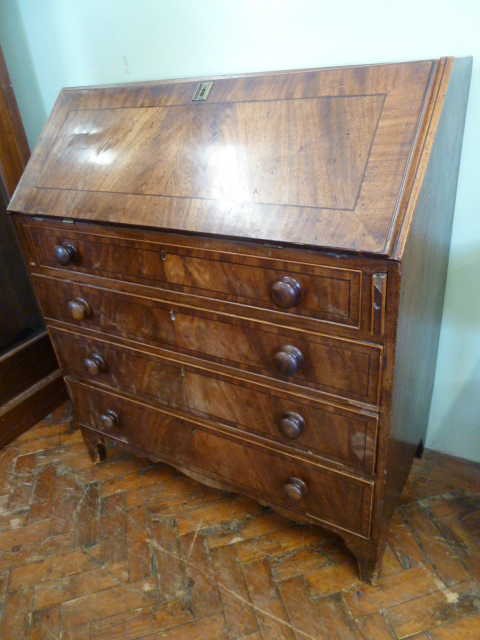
xmin=68 ymin=379 xmax=374 ymax=538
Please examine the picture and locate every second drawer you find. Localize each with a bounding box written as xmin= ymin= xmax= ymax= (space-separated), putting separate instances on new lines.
xmin=36 ymin=276 xmax=382 ymax=406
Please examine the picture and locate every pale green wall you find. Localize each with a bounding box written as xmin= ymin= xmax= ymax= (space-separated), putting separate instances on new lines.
xmin=1 ymin=0 xmax=479 ymax=461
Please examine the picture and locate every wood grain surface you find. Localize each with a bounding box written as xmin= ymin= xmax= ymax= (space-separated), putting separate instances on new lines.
xmin=35 ymin=274 xmax=381 ymax=406
xmin=49 ymin=326 xmax=379 ymax=474
xmin=1 ymin=407 xmax=479 ymax=638
xmin=8 ymin=58 xmax=472 ymax=585
xmin=27 ymin=221 xmax=363 ymax=326
xmin=68 ymin=380 xmax=374 ymax=538
xmin=9 ymin=60 xmax=438 ymax=255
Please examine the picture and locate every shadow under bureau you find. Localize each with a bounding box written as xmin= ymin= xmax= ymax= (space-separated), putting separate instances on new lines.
xmin=9 ymin=58 xmax=471 ymax=583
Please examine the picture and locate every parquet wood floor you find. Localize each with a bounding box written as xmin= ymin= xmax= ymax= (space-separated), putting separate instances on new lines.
xmin=0 ymin=402 xmax=479 ymax=639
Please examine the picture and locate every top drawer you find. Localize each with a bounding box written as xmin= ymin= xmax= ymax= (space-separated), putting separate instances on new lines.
xmin=22 ymin=221 xmax=365 ymax=330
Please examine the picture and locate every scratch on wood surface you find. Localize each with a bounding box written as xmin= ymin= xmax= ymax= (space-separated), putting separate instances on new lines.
xmin=151 ymin=537 xmax=320 ymax=640
xmin=187 ymin=519 xmax=203 ymax=558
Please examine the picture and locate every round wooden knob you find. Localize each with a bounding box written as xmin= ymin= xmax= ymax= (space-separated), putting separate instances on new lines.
xmin=99 ymin=410 xmax=119 ymax=432
xmin=67 ymin=298 xmax=90 ymax=320
xmin=54 ymin=242 xmax=77 ymax=266
xmin=270 ymin=276 xmax=302 ymax=308
xmin=277 ymin=412 xmax=305 ymax=440
xmin=273 ymin=345 xmax=304 ymax=377
xmin=83 ymin=354 xmax=106 ymax=376
xmin=283 ymin=477 xmax=308 ymax=502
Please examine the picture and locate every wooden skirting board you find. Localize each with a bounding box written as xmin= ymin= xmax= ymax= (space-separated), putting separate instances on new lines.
xmin=0 ymin=332 xmax=68 ymax=446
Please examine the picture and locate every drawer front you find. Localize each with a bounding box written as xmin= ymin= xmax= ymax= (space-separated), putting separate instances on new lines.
xmin=27 ymin=223 xmax=362 ymax=328
xmin=68 ymin=380 xmax=374 ymax=538
xmin=50 ymin=327 xmax=378 ymax=473
xmin=36 ymin=276 xmax=382 ymax=406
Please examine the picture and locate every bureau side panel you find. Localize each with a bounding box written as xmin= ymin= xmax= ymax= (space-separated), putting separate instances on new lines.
xmin=381 ymin=57 xmax=472 ymax=528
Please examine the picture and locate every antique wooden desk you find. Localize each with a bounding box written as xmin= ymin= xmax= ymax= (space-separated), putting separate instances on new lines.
xmin=9 ymin=58 xmax=471 ymax=583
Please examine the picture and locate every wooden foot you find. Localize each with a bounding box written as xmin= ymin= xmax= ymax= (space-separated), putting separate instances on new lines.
xmin=80 ymin=427 xmax=106 ymax=463
xmin=342 ymin=535 xmax=387 ymax=585
xmin=357 ymin=556 xmax=381 ymax=585
xmin=415 ymin=439 xmax=425 ymax=459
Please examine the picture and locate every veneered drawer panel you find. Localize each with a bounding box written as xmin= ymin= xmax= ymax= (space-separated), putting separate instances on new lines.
xmin=35 ymin=276 xmax=177 ymax=347
xmin=68 ymin=380 xmax=374 ymax=538
xmin=27 ymin=224 xmax=362 ymax=327
xmin=50 ymin=327 xmax=378 ymax=473
xmin=175 ymin=314 xmax=381 ymax=405
xmin=163 ymin=254 xmax=359 ymax=326
xmin=36 ymin=276 xmax=381 ymax=406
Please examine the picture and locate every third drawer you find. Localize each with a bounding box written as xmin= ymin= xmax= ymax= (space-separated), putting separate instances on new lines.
xmin=50 ymin=326 xmax=378 ymax=474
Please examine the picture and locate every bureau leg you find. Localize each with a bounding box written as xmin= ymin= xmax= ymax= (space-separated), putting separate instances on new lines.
xmin=80 ymin=427 xmax=106 ymax=464
xmin=356 ymin=556 xmax=381 ymax=586
xmin=343 ymin=537 xmax=385 ymax=586
xmin=415 ymin=439 xmax=425 ymax=459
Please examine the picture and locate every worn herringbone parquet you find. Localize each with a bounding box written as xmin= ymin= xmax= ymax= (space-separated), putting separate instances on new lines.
xmin=0 ymin=402 xmax=479 ymax=639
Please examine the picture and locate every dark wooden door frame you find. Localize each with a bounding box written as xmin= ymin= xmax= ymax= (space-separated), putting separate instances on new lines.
xmin=0 ymin=43 xmax=67 ymax=446
xmin=0 ymin=43 xmax=30 ymax=199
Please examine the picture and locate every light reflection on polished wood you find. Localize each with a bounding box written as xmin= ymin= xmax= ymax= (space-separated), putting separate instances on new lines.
xmin=9 ymin=57 xmax=472 ymax=584
xmin=11 ymin=60 xmax=438 ymax=254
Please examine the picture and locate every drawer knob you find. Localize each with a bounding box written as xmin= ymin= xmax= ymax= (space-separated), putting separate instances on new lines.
xmin=83 ymin=354 xmax=106 ymax=376
xmin=277 ymin=412 xmax=305 ymax=440
xmin=273 ymin=345 xmax=304 ymax=377
xmin=283 ymin=477 xmax=308 ymax=502
xmin=99 ymin=410 xmax=119 ymax=431
xmin=270 ymin=276 xmax=302 ymax=308
xmin=68 ymin=298 xmax=90 ymax=320
xmin=54 ymin=242 xmax=77 ymax=266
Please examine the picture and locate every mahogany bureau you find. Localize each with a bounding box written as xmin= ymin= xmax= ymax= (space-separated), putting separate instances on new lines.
xmin=9 ymin=58 xmax=471 ymax=583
